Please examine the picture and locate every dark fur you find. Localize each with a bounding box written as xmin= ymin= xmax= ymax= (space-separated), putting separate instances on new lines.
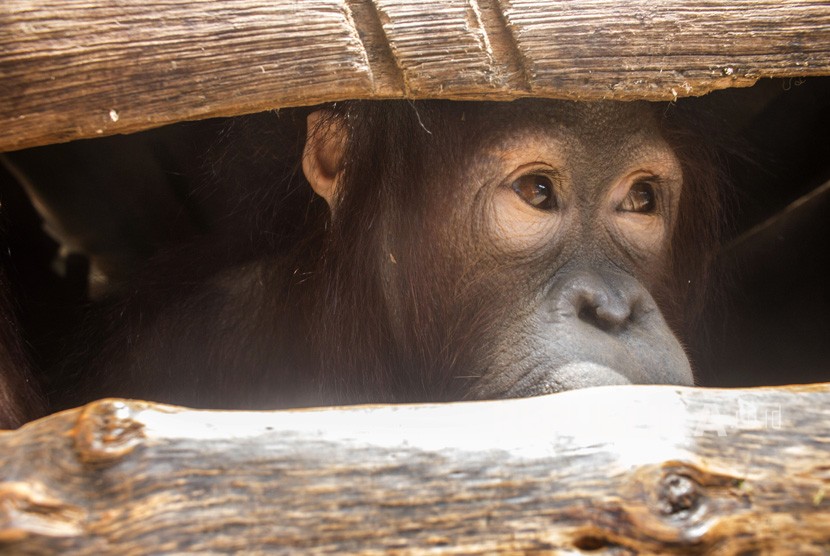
xmin=0 ymin=238 xmax=44 ymax=428
xmin=56 ymin=100 xmax=722 ymax=411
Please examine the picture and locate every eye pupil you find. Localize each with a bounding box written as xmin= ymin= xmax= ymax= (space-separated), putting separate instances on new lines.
xmin=511 ymin=174 xmax=555 ymax=210
xmin=620 ymin=181 xmax=656 ymax=213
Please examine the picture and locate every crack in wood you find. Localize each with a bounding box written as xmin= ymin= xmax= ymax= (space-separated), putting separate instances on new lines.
xmin=477 ymin=0 xmax=534 ymax=93
xmin=346 ymin=0 xmax=410 ymax=96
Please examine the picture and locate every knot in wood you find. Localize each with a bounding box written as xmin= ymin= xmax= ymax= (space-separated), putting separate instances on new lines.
xmin=72 ymin=400 xmax=145 ymax=465
xmin=658 ymin=473 xmax=699 ymax=517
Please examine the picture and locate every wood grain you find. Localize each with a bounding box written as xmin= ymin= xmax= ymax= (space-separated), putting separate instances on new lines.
xmin=0 ymin=0 xmax=374 ymax=151
xmin=2 ymin=384 xmax=830 ymax=553
xmin=500 ymin=0 xmax=830 ymax=99
xmin=1 ymin=0 xmax=829 ymax=152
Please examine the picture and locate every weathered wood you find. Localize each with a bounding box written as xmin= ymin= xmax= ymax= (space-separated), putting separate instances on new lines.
xmin=1 ymin=0 xmax=829 ymax=152
xmin=2 ymin=384 xmax=829 ymax=554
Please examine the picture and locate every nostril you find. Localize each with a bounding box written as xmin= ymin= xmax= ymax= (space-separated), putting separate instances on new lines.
xmin=576 ymin=297 xmax=633 ymax=332
xmin=578 ymin=303 xmax=614 ymax=332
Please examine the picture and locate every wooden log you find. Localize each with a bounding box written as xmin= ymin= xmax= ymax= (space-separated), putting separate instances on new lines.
xmin=1 ymin=0 xmax=829 ymax=152
xmin=1 ymin=384 xmax=829 ymax=553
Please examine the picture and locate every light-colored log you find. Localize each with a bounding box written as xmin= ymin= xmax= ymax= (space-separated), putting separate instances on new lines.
xmin=2 ymin=384 xmax=829 ymax=553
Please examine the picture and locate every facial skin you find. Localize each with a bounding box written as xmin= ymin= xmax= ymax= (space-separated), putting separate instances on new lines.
xmin=63 ymin=99 xmax=717 ymax=411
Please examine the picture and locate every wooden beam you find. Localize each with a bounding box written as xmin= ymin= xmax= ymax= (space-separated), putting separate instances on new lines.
xmin=2 ymin=384 xmax=830 ymax=553
xmin=1 ymin=0 xmax=829 ymax=152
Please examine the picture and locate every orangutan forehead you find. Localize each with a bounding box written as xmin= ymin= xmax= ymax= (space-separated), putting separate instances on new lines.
xmin=477 ymin=100 xmax=660 ymax=141
xmin=454 ymin=100 xmax=669 ymax=168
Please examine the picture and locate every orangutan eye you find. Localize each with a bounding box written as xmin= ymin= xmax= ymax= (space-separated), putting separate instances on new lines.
xmin=618 ymin=180 xmax=657 ymax=213
xmin=511 ymin=173 xmax=556 ymax=210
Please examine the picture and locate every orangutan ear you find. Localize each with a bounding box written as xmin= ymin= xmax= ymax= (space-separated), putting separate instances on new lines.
xmin=302 ymin=110 xmax=347 ymax=206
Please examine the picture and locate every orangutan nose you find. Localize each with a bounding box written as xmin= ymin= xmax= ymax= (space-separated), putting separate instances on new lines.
xmin=557 ymin=270 xmax=644 ymax=333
